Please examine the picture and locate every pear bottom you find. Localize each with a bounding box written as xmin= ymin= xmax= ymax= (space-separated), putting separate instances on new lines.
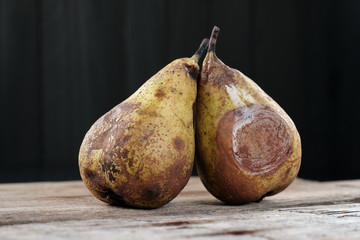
xmin=79 ymin=100 xmax=195 ymax=209
xmin=196 ymin=104 xmax=301 ymax=204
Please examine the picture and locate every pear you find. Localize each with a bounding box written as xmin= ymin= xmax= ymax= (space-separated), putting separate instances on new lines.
xmin=79 ymin=39 xmax=209 ymax=209
xmin=196 ymin=27 xmax=301 ymax=204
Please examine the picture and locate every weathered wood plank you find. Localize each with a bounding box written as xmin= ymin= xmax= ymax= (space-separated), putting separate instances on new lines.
xmin=0 ymin=177 xmax=359 ymax=239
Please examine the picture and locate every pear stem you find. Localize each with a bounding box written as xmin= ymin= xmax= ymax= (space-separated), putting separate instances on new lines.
xmin=191 ymin=38 xmax=209 ymax=63
xmin=208 ymin=26 xmax=220 ymax=53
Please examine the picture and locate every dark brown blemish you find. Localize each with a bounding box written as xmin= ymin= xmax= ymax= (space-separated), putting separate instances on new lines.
xmin=106 ymin=190 xmax=125 ymax=206
xmin=107 ymin=172 xmax=115 ymax=181
xmin=168 ymin=155 xmax=186 ymax=179
xmin=83 ymin=167 xmax=97 ymax=180
xmin=100 ymin=158 xmax=112 ymax=173
xmin=184 ymin=63 xmax=199 ymax=80
xmin=100 ymin=157 xmax=120 ymax=182
xmin=173 ymin=137 xmax=185 ymax=152
xmin=81 ymin=168 xmax=109 ymax=199
xmin=111 ymin=163 xmax=120 ymax=174
xmin=216 ymin=104 xmax=293 ymax=175
xmin=145 ymin=188 xmax=159 ymax=199
xmin=155 ymin=88 xmax=165 ymax=98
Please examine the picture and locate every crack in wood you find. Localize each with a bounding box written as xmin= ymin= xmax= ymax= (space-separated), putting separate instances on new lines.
xmin=150 ymin=219 xmax=216 ymax=226
xmin=278 ymin=197 xmax=360 ymax=209
xmin=320 ymin=210 xmax=360 ymax=215
xmin=35 ymin=195 xmax=90 ymax=200
xmin=192 ymin=229 xmax=266 ymax=237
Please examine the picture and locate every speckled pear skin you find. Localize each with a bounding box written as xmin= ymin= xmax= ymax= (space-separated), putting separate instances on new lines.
xmin=196 ymin=27 xmax=301 ymax=204
xmin=79 ymin=39 xmax=209 ymax=209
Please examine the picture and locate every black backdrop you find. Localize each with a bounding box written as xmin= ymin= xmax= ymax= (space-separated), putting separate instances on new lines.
xmin=1 ymin=0 xmax=360 ymax=182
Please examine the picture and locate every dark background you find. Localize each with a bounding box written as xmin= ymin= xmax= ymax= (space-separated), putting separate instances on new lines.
xmin=1 ymin=0 xmax=359 ymax=183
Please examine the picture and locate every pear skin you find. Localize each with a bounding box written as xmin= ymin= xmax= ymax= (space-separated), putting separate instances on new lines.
xmin=79 ymin=39 xmax=209 ymax=209
xmin=196 ymin=27 xmax=301 ymax=204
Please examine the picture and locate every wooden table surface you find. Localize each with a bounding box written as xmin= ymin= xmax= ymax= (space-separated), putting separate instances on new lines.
xmin=0 ymin=177 xmax=359 ymax=240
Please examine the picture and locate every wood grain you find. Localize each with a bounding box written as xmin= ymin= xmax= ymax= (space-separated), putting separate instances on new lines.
xmin=0 ymin=177 xmax=359 ymax=239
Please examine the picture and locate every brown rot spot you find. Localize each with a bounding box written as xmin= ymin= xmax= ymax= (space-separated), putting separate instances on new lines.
xmin=111 ymin=165 xmax=120 ymax=174
xmin=185 ymin=64 xmax=199 ymax=80
xmin=203 ymin=57 xmax=238 ymax=88
xmin=108 ymin=172 xmax=116 ymax=181
xmin=100 ymin=159 xmax=112 ymax=173
xmin=83 ymin=168 xmax=96 ymax=180
xmin=106 ymin=190 xmax=125 ymax=206
xmin=169 ymin=156 xmax=186 ymax=177
xmin=155 ymin=88 xmax=165 ymax=98
xmin=82 ymin=168 xmax=104 ymax=190
xmin=99 ymin=158 xmax=119 ymax=182
xmin=173 ymin=137 xmax=185 ymax=152
xmin=144 ymin=186 xmax=160 ymax=200
xmin=216 ymin=104 xmax=292 ymax=175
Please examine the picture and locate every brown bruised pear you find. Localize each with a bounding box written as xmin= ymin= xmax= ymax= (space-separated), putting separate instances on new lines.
xmin=196 ymin=27 xmax=301 ymax=204
xmin=79 ymin=39 xmax=209 ymax=209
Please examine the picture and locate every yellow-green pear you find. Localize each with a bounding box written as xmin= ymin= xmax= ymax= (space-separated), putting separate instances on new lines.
xmin=79 ymin=39 xmax=209 ymax=209
xmin=196 ymin=27 xmax=301 ymax=204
